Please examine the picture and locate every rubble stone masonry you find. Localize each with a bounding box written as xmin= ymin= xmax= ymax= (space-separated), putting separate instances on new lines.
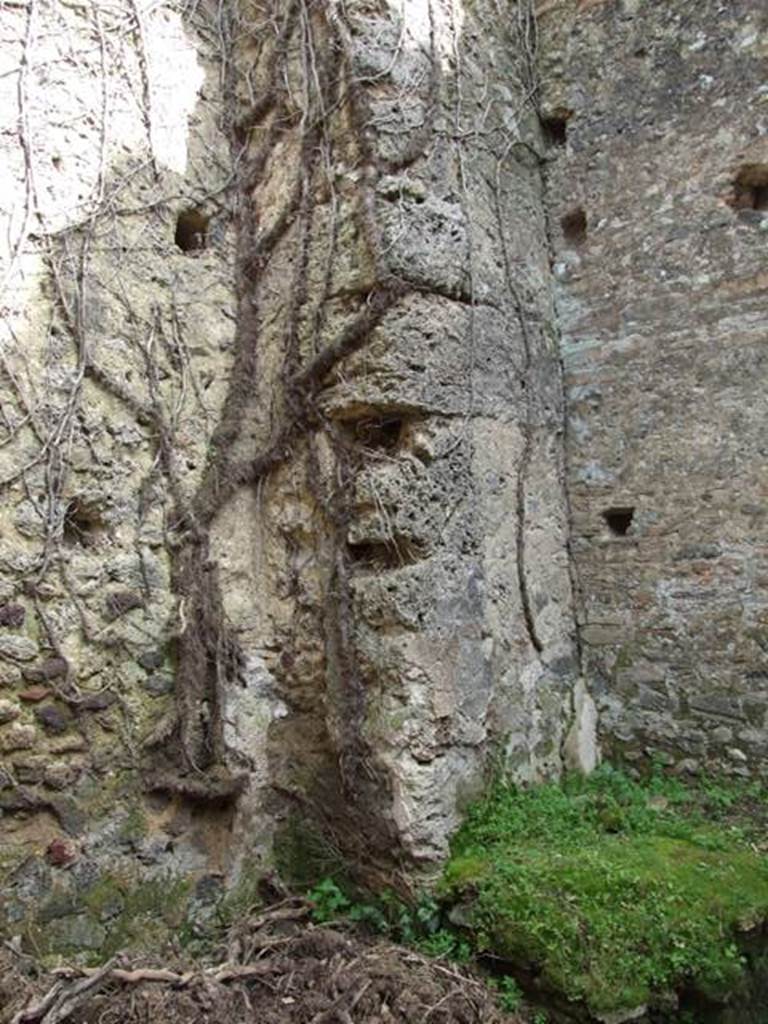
xmin=539 ymin=0 xmax=768 ymax=773
xmin=0 ymin=0 xmax=765 ymax=945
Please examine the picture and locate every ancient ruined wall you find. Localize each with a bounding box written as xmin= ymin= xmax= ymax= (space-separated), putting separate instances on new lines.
xmin=11 ymin=0 xmax=763 ymax=953
xmin=539 ymin=0 xmax=768 ymax=773
xmin=0 ymin=0 xmax=240 ymax=947
xmin=218 ymin=0 xmax=582 ymax=873
xmin=0 ymin=0 xmax=583 ymax=942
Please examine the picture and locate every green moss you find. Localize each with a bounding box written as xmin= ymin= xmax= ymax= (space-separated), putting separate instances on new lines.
xmin=76 ymin=769 xmax=143 ymax=821
xmin=22 ymin=872 xmax=193 ymax=962
xmin=214 ymin=860 xmax=263 ymax=928
xmin=117 ymin=804 xmax=149 ymax=844
xmin=82 ymin=875 xmax=126 ymax=919
xmin=442 ymin=766 xmax=768 ymax=1014
xmin=0 ymin=846 xmax=28 ymax=881
xmin=96 ymin=875 xmax=191 ymax=957
xmin=613 ymin=645 xmax=635 ymax=671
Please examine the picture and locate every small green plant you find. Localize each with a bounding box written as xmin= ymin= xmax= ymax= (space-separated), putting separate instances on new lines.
xmin=496 ymin=975 xmax=523 ymax=1012
xmin=532 ymin=1012 xmax=548 ymax=1024
xmin=349 ymin=899 xmax=389 ymax=933
xmin=307 ymin=878 xmax=470 ymax=963
xmin=307 ymin=877 xmax=350 ymax=923
xmin=416 ymin=928 xmax=471 ymax=962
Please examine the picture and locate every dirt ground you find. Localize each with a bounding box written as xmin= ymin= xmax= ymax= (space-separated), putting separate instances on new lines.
xmin=0 ymin=899 xmax=525 ymax=1024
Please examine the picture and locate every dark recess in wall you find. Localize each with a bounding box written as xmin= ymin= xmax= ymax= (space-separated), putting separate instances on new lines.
xmin=541 ymin=107 xmax=572 ymax=146
xmin=730 ymin=165 xmax=768 ymax=211
xmin=347 ymin=536 xmax=423 ymax=569
xmin=561 ymin=207 xmax=587 ymax=246
xmin=342 ymin=415 xmax=404 ymax=453
xmin=175 ymin=208 xmax=209 ymax=251
xmin=603 ymin=507 xmax=635 ymax=536
xmin=62 ymin=498 xmax=104 ymax=547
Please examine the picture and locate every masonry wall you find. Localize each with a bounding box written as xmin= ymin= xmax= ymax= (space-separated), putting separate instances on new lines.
xmin=217 ymin=0 xmax=582 ymax=874
xmin=0 ymin=0 xmax=583 ymax=947
xmin=4 ymin=0 xmax=766 ymax=958
xmin=8 ymin=0 xmax=764 ymax=956
xmin=539 ymin=0 xmax=768 ymax=774
xmin=0 ymin=0 xmax=240 ymax=947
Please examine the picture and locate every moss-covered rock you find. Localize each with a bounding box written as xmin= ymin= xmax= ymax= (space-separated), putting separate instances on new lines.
xmin=441 ymin=767 xmax=768 ymax=1019
xmin=5 ymin=863 xmax=194 ymax=964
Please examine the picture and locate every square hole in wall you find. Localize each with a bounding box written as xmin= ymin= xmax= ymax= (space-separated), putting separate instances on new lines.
xmin=175 ymin=208 xmax=209 ymax=251
xmin=62 ymin=498 xmax=105 ymax=547
xmin=729 ymin=165 xmax=768 ymax=212
xmin=603 ymin=507 xmax=635 ymax=536
xmin=343 ymin=415 xmax=404 ymax=453
xmin=561 ymin=207 xmax=587 ymax=246
xmin=541 ymin=107 xmax=573 ymax=147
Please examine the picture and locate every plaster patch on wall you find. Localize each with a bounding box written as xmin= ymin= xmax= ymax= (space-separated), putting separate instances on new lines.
xmin=223 ymin=655 xmax=288 ymax=769
xmin=563 ymin=678 xmax=600 ymax=775
xmin=143 ymin=6 xmax=206 ymax=175
xmin=0 ymin=0 xmax=204 ymax=266
xmin=386 ymin=0 xmax=465 ymax=68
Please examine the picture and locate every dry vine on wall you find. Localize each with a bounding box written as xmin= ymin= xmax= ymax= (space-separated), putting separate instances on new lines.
xmin=1 ymin=0 xmax=572 ymax=875
xmin=0 ymin=0 xmax=243 ymax=815
xmin=159 ymin=0 xmax=429 ymax=842
xmin=186 ymin=0 xmax=568 ymax=867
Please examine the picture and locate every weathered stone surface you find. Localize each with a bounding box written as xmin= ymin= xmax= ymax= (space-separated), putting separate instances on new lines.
xmin=44 ymin=760 xmax=84 ymax=791
xmin=0 ymin=663 xmax=22 ymax=688
xmin=78 ymin=692 xmax=116 ymax=712
xmin=22 ymin=657 xmax=69 ymax=683
xmin=35 ymin=704 xmax=74 ymax=736
xmin=539 ymin=0 xmax=768 ymax=775
xmin=0 ymin=637 xmax=38 ymax=662
xmin=103 ymin=591 xmax=144 ymax=622
xmin=48 ymin=735 xmax=87 ymax=754
xmin=0 ymin=604 xmax=25 ymax=627
xmin=12 ymin=755 xmax=48 ymax=785
xmin=0 ymin=724 xmax=36 ymax=752
xmin=208 ymin=0 xmax=580 ymax=868
xmin=18 ymin=687 xmax=52 ymax=703
xmin=0 ymin=699 xmax=20 ymax=724
xmin=0 ymin=0 xmax=581 ymax=920
xmin=142 ymin=674 xmax=174 ymax=697
xmin=48 ymin=795 xmax=87 ymax=836
xmin=137 ymin=650 xmax=164 ymax=671
xmin=0 ymin=0 xmax=764 ymax=950
xmin=46 ymin=838 xmax=78 ymax=867
xmin=0 ymin=0 xmax=240 ymax=930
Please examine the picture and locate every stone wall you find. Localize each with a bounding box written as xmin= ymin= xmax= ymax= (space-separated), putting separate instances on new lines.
xmin=0 ymin=0 xmax=584 ymax=944
xmin=539 ymin=0 xmax=768 ymax=774
xmin=217 ymin=0 xmax=582 ymax=873
xmin=8 ymin=0 xmax=765 ymax=954
xmin=0 ymin=0 xmax=240 ymax=947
